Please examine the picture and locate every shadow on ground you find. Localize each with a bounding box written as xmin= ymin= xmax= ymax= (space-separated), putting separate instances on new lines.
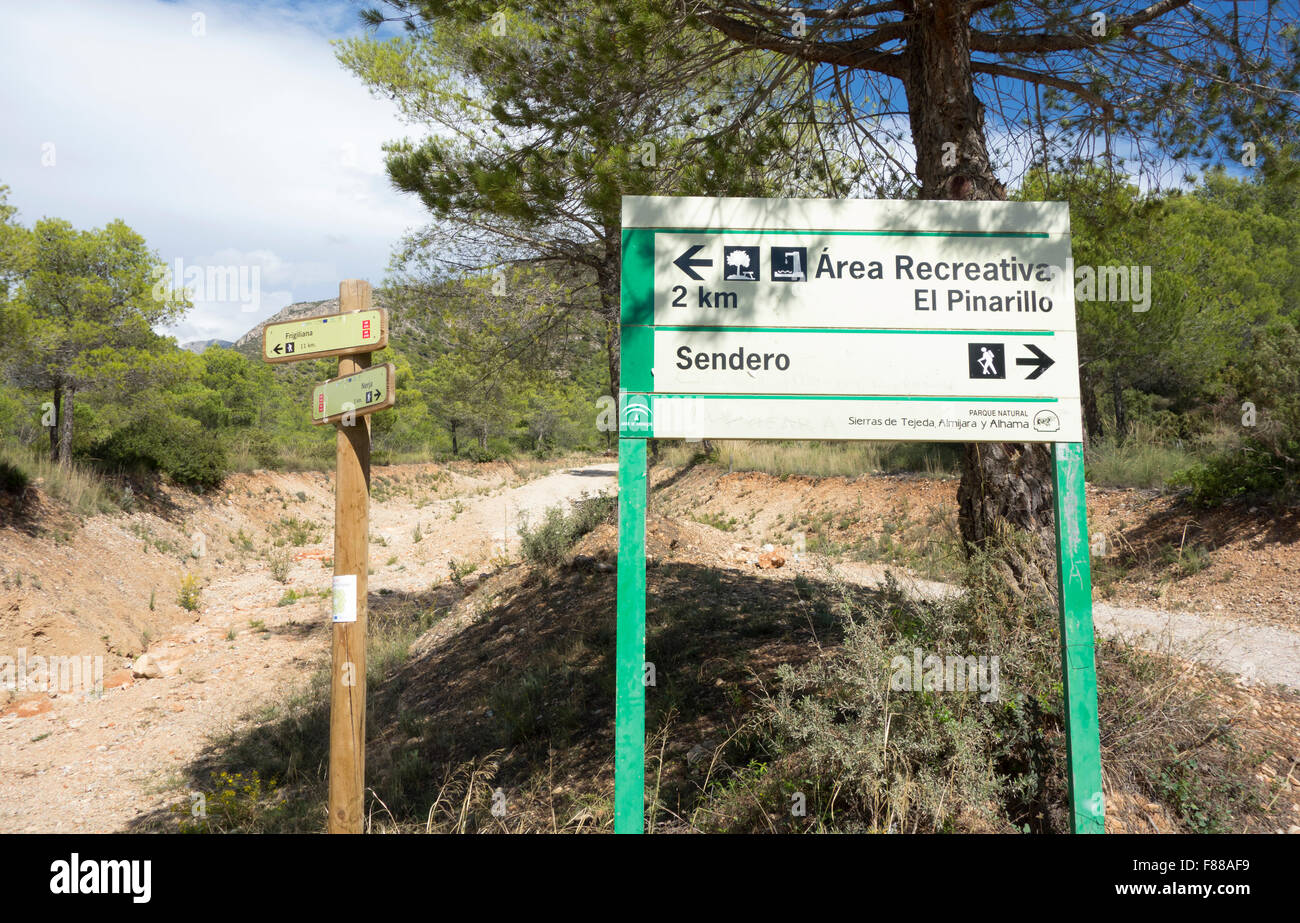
xmin=125 ymin=558 xmax=860 ymax=833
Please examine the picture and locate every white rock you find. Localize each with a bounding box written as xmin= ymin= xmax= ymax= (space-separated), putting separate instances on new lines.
xmin=130 ymin=653 xmax=177 ymax=679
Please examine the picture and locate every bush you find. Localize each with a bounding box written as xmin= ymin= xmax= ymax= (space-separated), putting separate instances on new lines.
xmin=738 ymin=560 xmax=1066 ymax=833
xmin=1178 ymin=441 xmax=1300 ymax=506
xmin=463 ymin=443 xmax=498 ymax=463
xmin=94 ymin=413 xmax=227 ymax=489
xmin=518 ymin=495 xmax=616 ymax=568
xmin=172 ymin=770 xmax=283 ymax=833
xmin=0 ymin=459 xmax=29 ymax=495
xmin=1176 ymin=318 xmax=1300 ymax=506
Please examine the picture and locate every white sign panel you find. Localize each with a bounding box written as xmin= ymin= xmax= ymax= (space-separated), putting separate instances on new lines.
xmin=654 ymin=232 xmax=1075 ymax=332
xmin=654 ymin=330 xmax=1076 ymax=398
xmin=620 ymin=196 xmax=1085 ymax=443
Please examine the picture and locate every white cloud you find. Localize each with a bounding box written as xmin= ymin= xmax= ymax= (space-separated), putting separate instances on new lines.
xmin=0 ymin=0 xmax=427 ymax=342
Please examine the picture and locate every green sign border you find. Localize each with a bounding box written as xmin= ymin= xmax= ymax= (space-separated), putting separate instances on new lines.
xmin=614 ymin=209 xmax=1104 ymax=835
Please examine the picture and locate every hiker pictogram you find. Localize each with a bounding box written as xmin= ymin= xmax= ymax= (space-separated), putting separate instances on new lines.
xmin=967 ymin=342 xmax=1006 ymax=379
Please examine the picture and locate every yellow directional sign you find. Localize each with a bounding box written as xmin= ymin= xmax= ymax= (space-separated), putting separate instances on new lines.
xmin=310 ymin=363 xmax=395 ymax=425
xmin=263 ymin=309 xmax=387 ymax=363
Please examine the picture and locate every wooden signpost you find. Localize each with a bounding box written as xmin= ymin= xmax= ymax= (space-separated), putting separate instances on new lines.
xmin=262 ymin=279 xmax=394 ymax=834
xmin=617 ymin=196 xmax=1105 ymax=834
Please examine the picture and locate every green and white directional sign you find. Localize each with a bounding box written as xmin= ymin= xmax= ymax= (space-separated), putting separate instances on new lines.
xmin=619 ymin=197 xmax=1081 ymax=442
xmin=310 ymin=363 xmax=394 ymax=425
xmin=263 ymin=308 xmax=387 ymax=363
xmin=614 ymin=196 xmax=1104 ymax=837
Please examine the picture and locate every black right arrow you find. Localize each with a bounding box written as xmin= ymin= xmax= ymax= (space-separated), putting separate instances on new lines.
xmin=1016 ymin=343 xmax=1055 ymax=380
xmin=673 ymin=245 xmax=712 ymax=280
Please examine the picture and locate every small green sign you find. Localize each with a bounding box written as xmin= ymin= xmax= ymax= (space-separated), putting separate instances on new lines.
xmin=264 ymin=309 xmax=387 ymax=363
xmin=310 ymin=364 xmax=395 ymax=425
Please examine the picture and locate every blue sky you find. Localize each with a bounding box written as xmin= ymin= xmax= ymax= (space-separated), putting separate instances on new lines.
xmin=0 ymin=0 xmax=425 ymax=343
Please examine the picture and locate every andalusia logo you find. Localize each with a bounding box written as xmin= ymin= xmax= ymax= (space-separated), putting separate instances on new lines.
xmin=620 ymin=395 xmax=652 ymax=434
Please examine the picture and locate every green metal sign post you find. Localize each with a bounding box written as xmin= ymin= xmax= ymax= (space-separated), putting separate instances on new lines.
xmin=1051 ymin=441 xmax=1106 ymax=833
xmin=614 ymin=438 xmax=648 ymax=833
xmin=613 ymin=196 xmax=1104 ymax=835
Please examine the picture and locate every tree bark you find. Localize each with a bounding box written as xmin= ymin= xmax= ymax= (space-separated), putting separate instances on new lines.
xmin=50 ymin=381 xmax=61 ymax=463
xmin=58 ymin=384 xmax=74 ymax=468
xmin=903 ymin=1 xmax=1055 ymax=598
xmin=1081 ymin=377 xmax=1104 ymax=445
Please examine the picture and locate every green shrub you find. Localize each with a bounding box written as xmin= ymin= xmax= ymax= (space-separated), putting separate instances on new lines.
xmin=94 ymin=413 xmax=227 ymax=488
xmin=739 ymin=562 xmax=1063 ymax=834
xmin=464 ymin=443 xmax=497 ymax=463
xmin=518 ymin=495 xmax=616 ymax=568
xmin=695 ymin=537 xmax=1267 ymax=833
xmin=1177 ymin=318 xmax=1300 ymax=506
xmin=0 ymin=459 xmax=29 ymax=494
xmin=269 ymin=515 xmax=322 ymax=547
xmin=1178 ymin=442 xmax=1300 ymax=506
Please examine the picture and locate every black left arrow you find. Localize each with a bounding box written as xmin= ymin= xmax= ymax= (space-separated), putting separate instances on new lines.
xmin=673 ymin=245 xmax=712 ymax=280
xmin=1016 ymin=343 xmax=1055 ymax=380
xmin=273 ymin=343 xmax=283 ymax=355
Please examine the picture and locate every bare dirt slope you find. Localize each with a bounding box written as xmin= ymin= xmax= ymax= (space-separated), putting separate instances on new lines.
xmin=0 ymin=459 xmax=614 ymax=832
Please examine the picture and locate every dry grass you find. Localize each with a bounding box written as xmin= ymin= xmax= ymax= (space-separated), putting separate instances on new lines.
xmin=0 ymin=441 xmax=119 ymax=514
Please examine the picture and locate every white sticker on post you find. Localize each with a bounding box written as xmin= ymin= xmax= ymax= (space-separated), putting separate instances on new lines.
xmin=332 ymin=575 xmax=357 ymax=623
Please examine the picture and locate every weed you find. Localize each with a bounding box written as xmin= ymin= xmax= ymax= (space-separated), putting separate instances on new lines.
xmin=268 ymin=548 xmax=292 ymax=584
xmin=692 ymin=511 xmax=739 ymax=532
xmin=518 ymin=495 xmax=616 ymax=568
xmin=177 ymin=573 xmax=202 ymax=611
xmin=172 ymin=770 xmax=283 ymax=833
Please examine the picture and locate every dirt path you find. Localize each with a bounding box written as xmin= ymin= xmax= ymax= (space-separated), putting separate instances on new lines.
xmin=1092 ymin=604 xmax=1300 ymax=690
xmin=824 ymin=560 xmax=1300 ymax=690
xmin=646 ymin=465 xmax=1300 ymax=691
xmin=0 ymin=461 xmax=615 ymax=833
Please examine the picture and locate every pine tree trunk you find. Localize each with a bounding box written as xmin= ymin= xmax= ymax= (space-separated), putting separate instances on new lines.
xmin=903 ymin=1 xmax=1055 ymax=597
xmin=50 ymin=382 xmax=61 ymax=463
xmin=1082 ymin=377 xmax=1104 ymax=445
xmin=58 ymin=385 xmax=75 ymax=468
